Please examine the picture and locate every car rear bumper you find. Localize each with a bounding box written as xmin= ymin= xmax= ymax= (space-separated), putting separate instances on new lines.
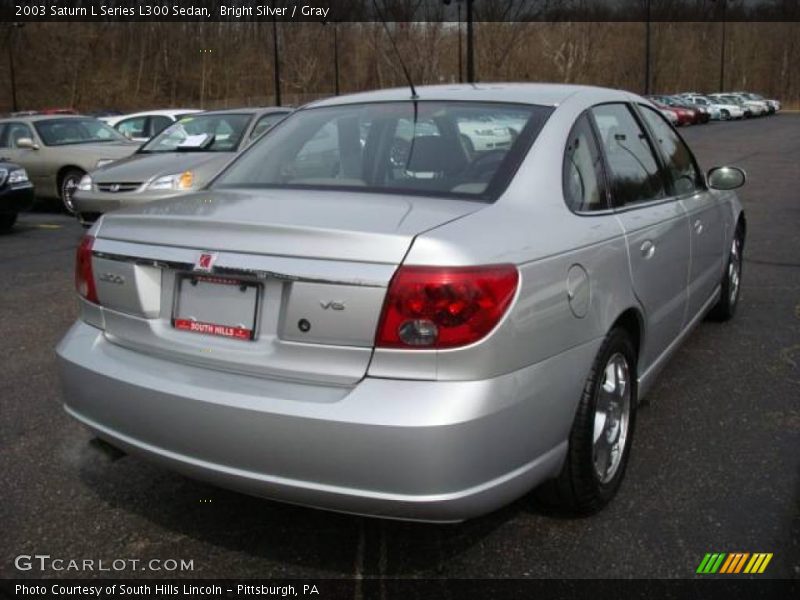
xmin=56 ymin=320 xmax=594 ymax=522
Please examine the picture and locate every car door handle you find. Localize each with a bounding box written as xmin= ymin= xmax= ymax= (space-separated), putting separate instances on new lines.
xmin=640 ymin=240 xmax=655 ymax=259
xmin=694 ymin=219 xmax=703 ymax=234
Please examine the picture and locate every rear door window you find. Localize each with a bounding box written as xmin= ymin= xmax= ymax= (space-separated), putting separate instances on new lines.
xmin=563 ymin=113 xmax=608 ymax=212
xmin=591 ymin=103 xmax=667 ymax=207
xmin=638 ymin=105 xmax=703 ymax=196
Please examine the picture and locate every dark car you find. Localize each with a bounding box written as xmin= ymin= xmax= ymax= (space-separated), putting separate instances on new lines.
xmin=0 ymin=160 xmax=34 ymax=231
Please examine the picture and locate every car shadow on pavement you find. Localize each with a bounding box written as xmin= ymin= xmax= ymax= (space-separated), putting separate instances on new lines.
xmin=76 ymin=437 xmax=554 ymax=578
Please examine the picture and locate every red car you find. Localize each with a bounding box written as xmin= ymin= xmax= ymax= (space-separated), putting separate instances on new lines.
xmin=38 ymin=107 xmax=78 ymax=115
xmin=648 ymin=98 xmax=696 ymax=126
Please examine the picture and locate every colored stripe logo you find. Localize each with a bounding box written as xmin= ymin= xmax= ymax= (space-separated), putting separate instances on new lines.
xmin=696 ymin=553 xmax=773 ymax=574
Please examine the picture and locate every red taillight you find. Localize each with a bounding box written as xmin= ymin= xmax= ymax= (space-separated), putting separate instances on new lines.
xmin=75 ymin=235 xmax=99 ymax=304
xmin=376 ymin=265 xmax=519 ymax=349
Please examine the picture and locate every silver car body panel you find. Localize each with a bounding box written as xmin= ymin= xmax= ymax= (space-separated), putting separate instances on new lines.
xmin=57 ymin=83 xmax=744 ymax=521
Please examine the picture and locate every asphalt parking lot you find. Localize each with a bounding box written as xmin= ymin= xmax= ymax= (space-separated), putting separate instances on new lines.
xmin=1 ymin=115 xmax=798 ymax=580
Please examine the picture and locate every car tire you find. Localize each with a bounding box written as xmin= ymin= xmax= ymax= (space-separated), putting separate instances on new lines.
xmin=721 ymin=109 xmax=730 ymax=121
xmin=59 ymin=168 xmax=85 ymax=214
xmin=541 ymin=328 xmax=638 ymax=515
xmin=0 ymin=213 xmax=17 ymax=232
xmin=708 ymin=228 xmax=744 ymax=322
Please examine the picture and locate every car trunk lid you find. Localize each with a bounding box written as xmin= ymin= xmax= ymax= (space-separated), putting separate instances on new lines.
xmin=89 ymin=189 xmax=482 ymax=385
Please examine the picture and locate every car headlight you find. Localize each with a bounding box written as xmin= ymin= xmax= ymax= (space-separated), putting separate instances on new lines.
xmin=77 ymin=174 xmax=92 ymax=192
xmin=96 ymin=159 xmax=115 ymax=168
xmin=7 ymin=168 xmax=29 ymax=185
xmin=147 ymin=171 xmax=195 ymax=191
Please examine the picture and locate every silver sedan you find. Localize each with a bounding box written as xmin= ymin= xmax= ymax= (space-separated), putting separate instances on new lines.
xmin=57 ymin=84 xmax=746 ymax=522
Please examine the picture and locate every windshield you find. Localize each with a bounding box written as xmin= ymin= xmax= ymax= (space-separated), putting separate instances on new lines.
xmin=139 ymin=113 xmax=252 ymax=153
xmin=34 ymin=118 xmax=127 ymax=146
xmin=212 ymin=101 xmax=551 ymax=201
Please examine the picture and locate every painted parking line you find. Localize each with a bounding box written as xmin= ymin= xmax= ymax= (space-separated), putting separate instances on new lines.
xmin=20 ymin=223 xmax=63 ymax=229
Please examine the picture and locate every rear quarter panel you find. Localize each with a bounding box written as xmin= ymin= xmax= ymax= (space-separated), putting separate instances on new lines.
xmin=372 ymin=89 xmax=642 ymax=383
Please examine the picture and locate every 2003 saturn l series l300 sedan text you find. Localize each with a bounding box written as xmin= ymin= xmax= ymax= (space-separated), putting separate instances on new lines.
xmin=56 ymin=84 xmax=747 ymax=522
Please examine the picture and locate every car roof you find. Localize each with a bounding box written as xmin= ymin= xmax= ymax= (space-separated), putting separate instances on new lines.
xmin=0 ymin=114 xmax=94 ymax=123
xmin=108 ymin=109 xmax=202 ymax=119
xmin=193 ymin=106 xmax=289 ymax=116
xmin=306 ymin=83 xmax=630 ymax=109
xmin=0 ymin=107 xmax=291 ymax=124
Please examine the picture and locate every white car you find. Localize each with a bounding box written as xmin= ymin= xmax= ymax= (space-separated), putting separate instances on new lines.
xmin=100 ymin=109 xmax=202 ymax=142
xmin=728 ymin=93 xmax=770 ymax=116
xmin=735 ymin=92 xmax=780 ymax=113
xmin=682 ymin=95 xmax=743 ymax=120
xmin=711 ymin=94 xmax=765 ymax=117
xmin=457 ymin=116 xmax=516 ymax=152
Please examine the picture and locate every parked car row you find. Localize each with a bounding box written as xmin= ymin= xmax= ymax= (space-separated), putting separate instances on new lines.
xmin=0 ymin=107 xmax=291 ymax=227
xmin=647 ymin=91 xmax=781 ymax=125
xmin=0 ymin=88 xmax=781 ymax=235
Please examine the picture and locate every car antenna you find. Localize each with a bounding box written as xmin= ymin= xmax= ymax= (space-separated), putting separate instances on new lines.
xmin=371 ymin=0 xmax=418 ymax=100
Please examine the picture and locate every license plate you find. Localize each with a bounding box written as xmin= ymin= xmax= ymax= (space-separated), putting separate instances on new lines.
xmin=172 ymin=275 xmax=260 ymax=341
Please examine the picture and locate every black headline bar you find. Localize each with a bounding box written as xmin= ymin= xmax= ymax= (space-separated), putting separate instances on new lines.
xmin=2 ymin=0 xmax=800 ymax=23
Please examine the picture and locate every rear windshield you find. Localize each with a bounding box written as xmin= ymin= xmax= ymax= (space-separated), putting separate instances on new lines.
xmin=212 ymin=101 xmax=552 ymax=201
xmin=139 ymin=113 xmax=252 ymax=153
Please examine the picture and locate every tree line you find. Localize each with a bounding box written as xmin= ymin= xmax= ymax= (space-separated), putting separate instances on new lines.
xmin=2 ymin=20 xmax=798 ymax=112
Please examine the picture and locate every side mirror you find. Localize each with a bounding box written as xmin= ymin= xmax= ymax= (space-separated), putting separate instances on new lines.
xmin=16 ymin=137 xmax=38 ymax=150
xmin=707 ymin=166 xmax=746 ymax=191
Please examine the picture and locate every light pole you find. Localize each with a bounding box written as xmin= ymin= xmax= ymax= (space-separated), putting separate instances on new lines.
xmin=321 ymin=20 xmax=341 ymax=96
xmin=644 ymin=0 xmax=651 ymax=95
xmin=6 ymin=22 xmax=24 ymax=112
xmin=272 ymin=17 xmax=282 ymax=106
xmin=444 ymin=0 xmax=472 ymax=83
xmin=719 ymin=0 xmax=727 ymax=91
xmin=457 ymin=2 xmax=463 ymax=83
xmin=465 ymin=0 xmax=474 ymax=83
xmin=333 ymin=23 xmax=340 ymax=95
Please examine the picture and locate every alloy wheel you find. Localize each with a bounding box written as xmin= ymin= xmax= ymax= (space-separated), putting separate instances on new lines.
xmin=62 ymin=176 xmax=79 ymax=213
xmin=592 ymin=352 xmax=632 ymax=484
xmin=728 ymin=236 xmax=742 ymax=306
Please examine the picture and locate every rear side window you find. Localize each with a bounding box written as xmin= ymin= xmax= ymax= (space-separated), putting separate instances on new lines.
xmin=591 ymin=103 xmax=667 ymax=207
xmin=638 ymin=105 xmax=703 ymax=196
xmin=0 ymin=122 xmax=34 ymax=148
xmin=563 ymin=113 xmax=607 ymax=212
xmin=250 ymin=112 xmax=287 ymax=140
xmin=116 ymin=117 xmax=147 ymax=139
